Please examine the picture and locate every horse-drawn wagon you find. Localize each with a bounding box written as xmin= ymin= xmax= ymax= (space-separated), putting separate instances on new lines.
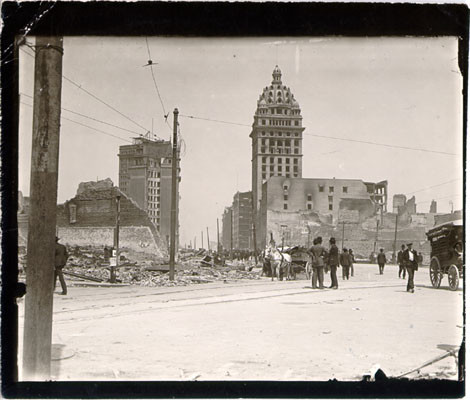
xmin=426 ymin=219 xmax=463 ymax=291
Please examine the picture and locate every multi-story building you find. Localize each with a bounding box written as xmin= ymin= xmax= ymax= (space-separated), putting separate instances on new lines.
xmin=250 ymin=66 xmax=305 ymax=213
xmin=258 ymin=176 xmax=388 ymax=247
xmin=221 ymin=206 xmax=232 ymax=251
xmin=118 ymin=136 xmax=180 ymax=246
xmin=221 ymin=192 xmax=253 ymax=251
xmin=232 ymin=191 xmax=253 ymax=250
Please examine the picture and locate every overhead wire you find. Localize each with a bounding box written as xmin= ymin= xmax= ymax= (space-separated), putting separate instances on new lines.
xmin=20 ymin=100 xmax=133 ymax=143
xmin=179 ymin=114 xmax=251 ymax=127
xmin=404 ymin=179 xmax=461 ymax=196
xmin=415 ymin=193 xmax=461 ymax=205
xmin=19 ymin=46 xmax=151 ymax=136
xmin=144 ymin=37 xmax=171 ymax=134
xmin=20 ymin=92 xmax=143 ymax=136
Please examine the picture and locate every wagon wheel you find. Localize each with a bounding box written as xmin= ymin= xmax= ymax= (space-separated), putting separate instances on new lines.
xmin=448 ymin=264 xmax=459 ymax=291
xmin=429 ymin=257 xmax=442 ymax=289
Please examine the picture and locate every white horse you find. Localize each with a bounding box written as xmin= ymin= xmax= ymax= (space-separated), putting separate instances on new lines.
xmin=265 ymin=246 xmax=292 ymax=281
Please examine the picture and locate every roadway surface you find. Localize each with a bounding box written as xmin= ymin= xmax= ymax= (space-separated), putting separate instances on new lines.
xmin=17 ymin=263 xmax=463 ymax=381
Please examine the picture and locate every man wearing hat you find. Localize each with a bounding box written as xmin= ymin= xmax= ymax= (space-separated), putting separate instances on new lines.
xmin=377 ymin=248 xmax=387 ymax=275
xmin=55 ymin=236 xmax=69 ymax=295
xmin=402 ymin=242 xmax=418 ymax=293
xmin=397 ymin=244 xmax=406 ymax=279
xmin=327 ymin=237 xmax=339 ymax=289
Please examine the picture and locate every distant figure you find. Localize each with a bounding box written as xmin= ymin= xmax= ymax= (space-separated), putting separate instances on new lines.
xmin=348 ymin=249 xmax=355 ymax=277
xmin=340 ymin=248 xmax=351 ymax=280
xmin=328 ymin=237 xmax=339 ymax=289
xmin=417 ymin=252 xmax=423 ymax=267
xmin=397 ymin=244 xmax=406 ymax=279
xmin=55 ymin=237 xmax=69 ymax=295
xmin=308 ymin=237 xmax=327 ymax=289
xmin=377 ymin=248 xmax=386 ymax=275
xmin=104 ymin=246 xmax=111 ymax=262
xmin=403 ymin=242 xmax=418 ymax=293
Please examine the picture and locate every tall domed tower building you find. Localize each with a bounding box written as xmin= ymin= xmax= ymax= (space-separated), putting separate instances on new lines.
xmin=250 ymin=66 xmax=305 ymax=212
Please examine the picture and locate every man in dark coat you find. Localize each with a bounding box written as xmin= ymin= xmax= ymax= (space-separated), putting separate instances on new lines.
xmin=340 ymin=248 xmax=351 ymax=280
xmin=397 ymin=244 xmax=406 ymax=279
xmin=307 ymin=237 xmax=327 ymax=289
xmin=377 ymin=248 xmax=387 ymax=275
xmin=403 ymin=242 xmax=418 ymax=293
xmin=328 ymin=237 xmax=339 ymax=289
xmin=55 ymin=237 xmax=68 ymax=295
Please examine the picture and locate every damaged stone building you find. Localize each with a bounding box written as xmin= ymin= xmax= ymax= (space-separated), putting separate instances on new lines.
xmin=118 ymin=136 xmax=180 ymax=247
xmin=257 ymin=176 xmax=388 ymax=248
xmin=56 ymin=179 xmax=167 ymax=257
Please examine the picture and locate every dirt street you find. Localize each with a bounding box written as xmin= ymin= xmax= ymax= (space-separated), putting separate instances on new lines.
xmin=17 ymin=263 xmax=463 ymax=381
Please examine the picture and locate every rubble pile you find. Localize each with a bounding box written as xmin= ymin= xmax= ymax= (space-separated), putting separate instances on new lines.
xmin=60 ymin=246 xmax=262 ymax=287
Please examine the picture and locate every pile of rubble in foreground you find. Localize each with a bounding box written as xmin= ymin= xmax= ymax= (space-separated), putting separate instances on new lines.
xmin=59 ymin=246 xmax=262 ymax=287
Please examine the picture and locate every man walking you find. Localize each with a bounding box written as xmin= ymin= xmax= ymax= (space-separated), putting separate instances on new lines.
xmin=397 ymin=244 xmax=406 ymax=279
xmin=403 ymin=242 xmax=418 ymax=293
xmin=349 ymin=249 xmax=355 ymax=277
xmin=55 ymin=236 xmax=68 ymax=295
xmin=308 ymin=237 xmax=327 ymax=289
xmin=340 ymin=248 xmax=351 ymax=280
xmin=328 ymin=237 xmax=339 ymax=289
xmin=377 ymin=248 xmax=386 ymax=275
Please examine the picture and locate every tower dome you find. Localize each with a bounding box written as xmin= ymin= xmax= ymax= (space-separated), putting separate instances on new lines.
xmin=272 ymin=65 xmax=282 ymax=85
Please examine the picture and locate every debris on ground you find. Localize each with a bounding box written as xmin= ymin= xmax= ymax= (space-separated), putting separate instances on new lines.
xmin=18 ymin=245 xmax=263 ymax=287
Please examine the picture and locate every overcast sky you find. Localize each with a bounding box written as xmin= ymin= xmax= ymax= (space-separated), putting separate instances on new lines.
xmin=18 ymin=36 xmax=463 ymax=245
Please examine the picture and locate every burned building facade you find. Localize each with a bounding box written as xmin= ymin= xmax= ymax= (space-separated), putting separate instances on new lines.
xmin=55 ymin=179 xmax=166 ymax=256
xmin=258 ymin=176 xmax=388 ymax=248
xmin=118 ymin=136 xmax=180 ymax=246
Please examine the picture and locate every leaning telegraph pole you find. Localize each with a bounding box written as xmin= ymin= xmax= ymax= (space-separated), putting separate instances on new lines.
xmin=216 ymin=218 xmax=220 ymax=253
xmin=169 ymin=108 xmax=179 ymax=281
xmin=23 ymin=36 xmax=64 ymax=380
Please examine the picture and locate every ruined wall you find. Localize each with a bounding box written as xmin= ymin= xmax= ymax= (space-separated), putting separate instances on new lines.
xmin=57 ymin=226 xmax=165 ymax=257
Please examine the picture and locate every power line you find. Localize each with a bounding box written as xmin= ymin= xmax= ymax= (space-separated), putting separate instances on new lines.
xmin=20 ymin=101 xmax=133 ymax=143
xmin=415 ymin=193 xmax=461 ymax=205
xmin=179 ymin=114 xmax=251 ymax=127
xmin=303 ymin=133 xmax=460 ymax=156
xmin=144 ymin=37 xmax=171 ymax=133
xmin=20 ymin=46 xmax=151 ymax=135
xmin=404 ymin=178 xmax=461 ymax=196
xmin=20 ymin=92 xmax=143 ymax=136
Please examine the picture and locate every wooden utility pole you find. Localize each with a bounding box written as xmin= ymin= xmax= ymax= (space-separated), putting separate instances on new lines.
xmin=111 ymin=195 xmax=121 ymax=283
xmin=23 ymin=36 xmax=64 ymax=381
xmin=216 ymin=218 xmax=220 ymax=253
xmin=341 ymin=221 xmax=345 ymax=249
xmin=250 ymin=192 xmax=258 ymax=263
xmin=201 ymin=231 xmax=204 ymax=250
xmin=392 ymin=214 xmax=398 ymax=263
xmin=169 ymin=108 xmax=179 ymax=281
xmin=194 ymin=236 xmax=196 ymax=250
xmin=206 ymin=227 xmax=210 ymax=251
xmin=373 ymin=218 xmax=380 ymax=254
xmin=230 ymin=209 xmax=233 ymax=257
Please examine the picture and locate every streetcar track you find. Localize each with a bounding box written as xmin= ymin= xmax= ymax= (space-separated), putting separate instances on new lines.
xmin=51 ymin=283 xmax=405 ymax=325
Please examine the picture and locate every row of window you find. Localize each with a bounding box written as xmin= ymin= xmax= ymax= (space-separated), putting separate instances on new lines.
xmin=260 ymin=147 xmax=300 ymax=155
xmin=263 ymin=157 xmax=299 ymax=165
xmin=261 ymin=119 xmax=300 ymax=127
xmin=262 ymin=172 xmax=298 ymax=180
xmin=148 ymin=171 xmax=161 ymax=179
xmin=258 ymin=107 xmax=295 ymax=116
xmin=260 ymin=139 xmax=300 ymax=146
xmin=282 ymin=203 xmax=332 ymax=211
xmin=257 ymin=131 xmax=300 ymax=138
xmin=318 ymin=186 xmax=348 ymax=193
xmin=262 ymin=165 xmax=299 ymax=173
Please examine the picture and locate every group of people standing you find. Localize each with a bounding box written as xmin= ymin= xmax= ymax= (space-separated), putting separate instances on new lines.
xmin=307 ymin=236 xmax=355 ymax=290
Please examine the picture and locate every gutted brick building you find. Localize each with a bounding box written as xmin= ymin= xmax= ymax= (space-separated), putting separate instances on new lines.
xmin=56 ymin=179 xmax=166 ymax=256
xmin=258 ymin=176 xmax=388 ymax=248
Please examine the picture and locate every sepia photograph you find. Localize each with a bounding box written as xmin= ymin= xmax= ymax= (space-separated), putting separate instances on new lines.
xmin=2 ymin=1 xmax=467 ymax=398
